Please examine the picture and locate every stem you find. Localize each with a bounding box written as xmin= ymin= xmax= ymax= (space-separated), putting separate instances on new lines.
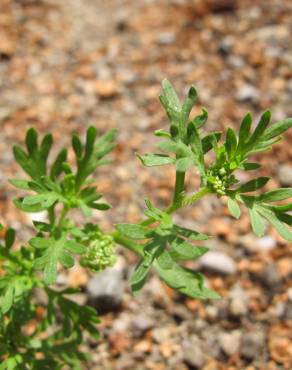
xmin=112 ymin=231 xmax=144 ymax=256
xmin=173 ymin=171 xmax=185 ymax=203
xmin=57 ymin=206 xmax=69 ymax=228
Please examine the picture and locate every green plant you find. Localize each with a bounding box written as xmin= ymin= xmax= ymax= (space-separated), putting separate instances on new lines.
xmin=1 ymin=79 xmax=291 ymax=369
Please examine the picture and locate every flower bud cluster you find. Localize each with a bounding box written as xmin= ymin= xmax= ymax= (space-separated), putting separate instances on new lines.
xmin=207 ymin=167 xmax=237 ymax=196
xmin=80 ymin=225 xmax=117 ymax=272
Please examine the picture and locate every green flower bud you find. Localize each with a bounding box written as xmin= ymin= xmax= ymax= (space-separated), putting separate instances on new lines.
xmin=80 ymin=225 xmax=117 ymax=272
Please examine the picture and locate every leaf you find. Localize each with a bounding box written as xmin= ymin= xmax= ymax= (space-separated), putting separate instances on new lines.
xmin=175 ymin=157 xmax=194 ymax=172
xmin=72 ymin=134 xmax=83 ymax=158
xmin=161 ymin=79 xmax=181 ymax=112
xmin=154 ymin=254 xmax=220 ymax=299
xmin=115 ymin=224 xmax=150 ymax=239
xmin=187 ymin=122 xmax=205 ymax=175
xmin=173 ymin=225 xmax=209 ymax=240
xmin=262 ymin=118 xmax=292 ymax=140
xmin=25 ymin=128 xmax=38 ymax=156
xmin=245 ymin=110 xmax=271 ymax=152
xmin=50 ymin=148 xmax=67 ymax=179
xmin=158 ymin=140 xmax=190 ymax=157
xmin=225 ymin=128 xmax=237 ymax=160
xmin=129 ymin=259 xmax=151 ymax=294
xmin=154 ymin=129 xmax=171 ymax=138
xmin=40 ymin=133 xmax=53 ymax=163
xmin=32 ymin=235 xmax=82 ymax=284
xmin=227 ymin=198 xmax=241 ymax=219
xmin=64 ymin=240 xmax=86 ymax=254
xmin=13 ymin=198 xmax=44 ymax=213
xmin=239 ymin=162 xmax=261 ymax=171
xmin=169 ymin=238 xmax=208 ymax=261
xmin=8 ymin=179 xmax=30 ymax=190
xmin=238 ymin=177 xmax=270 ymax=193
xmin=192 ymin=108 xmax=208 ymax=129
xmin=181 ymin=85 xmax=197 ymax=123
xmin=249 ymin=208 xmax=265 ymax=237
xmin=257 ymin=205 xmax=292 ymax=241
xmin=237 ymin=112 xmax=252 ymax=152
xmin=137 ymin=153 xmax=175 ymax=167
xmin=257 ymin=188 xmax=292 ymax=203
xmin=0 ymin=276 xmax=34 ymax=314
xmin=5 ymin=228 xmax=15 ymax=249
xmin=201 ymin=132 xmax=222 ymax=154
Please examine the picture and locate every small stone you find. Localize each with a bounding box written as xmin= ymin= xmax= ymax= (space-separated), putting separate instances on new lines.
xmin=131 ymin=314 xmax=154 ymax=335
xmin=277 ymin=165 xmax=292 ymax=186
xmin=87 ymin=257 xmax=125 ymax=313
xmin=182 ymin=335 xmax=206 ymax=369
xmin=236 ymin=84 xmax=259 ymax=103
xmin=261 ymin=263 xmax=281 ymax=289
xmin=240 ymin=332 xmax=266 ymax=360
xmin=199 ymin=251 xmax=236 ymax=275
xmin=94 ymin=80 xmax=119 ymax=98
xmin=229 ymin=284 xmax=249 ymax=317
xmin=157 ymin=32 xmax=176 ymax=45
xmin=218 ymin=330 xmax=241 ymax=357
xmin=257 ymin=236 xmax=277 ymax=252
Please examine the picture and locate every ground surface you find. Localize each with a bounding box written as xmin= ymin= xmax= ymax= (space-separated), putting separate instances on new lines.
xmin=0 ymin=0 xmax=292 ymax=369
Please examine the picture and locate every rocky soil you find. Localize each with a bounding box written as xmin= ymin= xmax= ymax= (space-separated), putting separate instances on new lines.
xmin=0 ymin=0 xmax=292 ymax=369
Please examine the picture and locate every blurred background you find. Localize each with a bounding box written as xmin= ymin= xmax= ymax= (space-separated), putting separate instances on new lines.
xmin=0 ymin=0 xmax=292 ymax=369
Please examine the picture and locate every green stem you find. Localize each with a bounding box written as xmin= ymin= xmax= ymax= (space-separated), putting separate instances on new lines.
xmin=57 ymin=206 xmax=69 ymax=228
xmin=173 ymin=171 xmax=185 ymax=203
xmin=112 ymin=231 xmax=144 ymax=256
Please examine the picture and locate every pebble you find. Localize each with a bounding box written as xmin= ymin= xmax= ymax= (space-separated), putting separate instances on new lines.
xmin=218 ymin=330 xmax=241 ymax=357
xmin=261 ymin=263 xmax=281 ymax=289
xmin=236 ymin=84 xmax=259 ymax=103
xmin=199 ymin=251 xmax=237 ymax=275
xmin=87 ymin=258 xmax=126 ymax=313
xmin=131 ymin=313 xmax=155 ymax=335
xmin=229 ymin=284 xmax=249 ymax=317
xmin=240 ymin=332 xmax=266 ymax=360
xmin=182 ymin=335 xmax=206 ymax=369
xmin=277 ymin=165 xmax=292 ymax=186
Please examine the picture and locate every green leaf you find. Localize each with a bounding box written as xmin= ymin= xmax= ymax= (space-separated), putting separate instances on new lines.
xmin=154 ymin=129 xmax=171 ymax=138
xmin=202 ymin=132 xmax=222 ymax=154
xmin=262 ymin=118 xmax=292 ymax=140
xmin=64 ymin=241 xmax=86 ymax=254
xmin=5 ymin=228 xmax=15 ymax=249
xmin=256 ymin=205 xmax=292 ymax=241
xmin=173 ymin=225 xmax=209 ymax=240
xmin=227 ymin=198 xmax=241 ymax=219
xmin=192 ymin=108 xmax=208 ymax=129
xmin=158 ymin=140 xmax=190 ymax=157
xmin=181 ymin=86 xmax=197 ymax=123
xmin=225 ymin=128 xmax=237 ymax=160
xmin=40 ymin=133 xmax=53 ymax=163
xmin=50 ymin=148 xmax=67 ymax=179
xmin=137 ymin=153 xmax=175 ymax=167
xmin=25 ymin=128 xmax=38 ymax=156
xmin=14 ymin=198 xmax=44 ymax=213
xmin=257 ymin=188 xmax=292 ymax=203
xmin=8 ymin=179 xmax=30 ymax=190
xmin=175 ymin=157 xmax=194 ymax=172
xmin=169 ymin=238 xmax=208 ymax=261
xmin=129 ymin=259 xmax=151 ymax=294
xmin=238 ymin=177 xmax=270 ymax=193
xmin=237 ymin=113 xmax=252 ymax=152
xmin=161 ymin=79 xmax=181 ymax=112
xmin=72 ymin=134 xmax=83 ymax=158
xmin=245 ymin=110 xmax=271 ymax=152
xmin=248 ymin=208 xmax=265 ymax=237
xmin=239 ymin=162 xmax=261 ymax=171
xmin=116 ymin=224 xmax=150 ymax=240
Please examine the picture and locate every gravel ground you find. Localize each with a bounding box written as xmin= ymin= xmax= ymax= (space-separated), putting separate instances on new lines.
xmin=0 ymin=0 xmax=292 ymax=369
